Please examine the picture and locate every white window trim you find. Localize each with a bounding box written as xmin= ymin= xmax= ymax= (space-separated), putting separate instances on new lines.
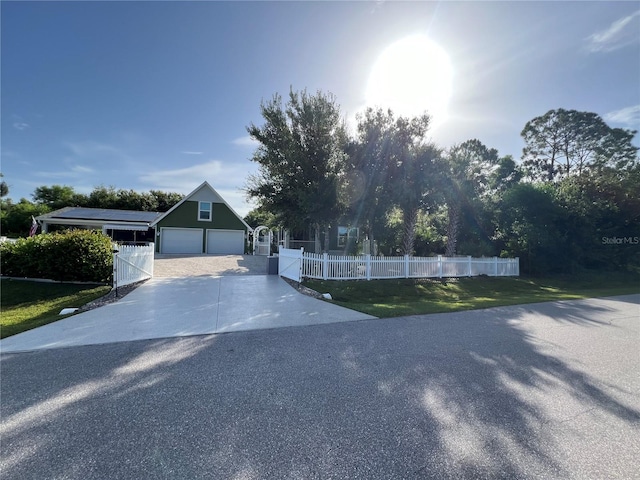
xmin=198 ymin=201 xmax=213 ymax=222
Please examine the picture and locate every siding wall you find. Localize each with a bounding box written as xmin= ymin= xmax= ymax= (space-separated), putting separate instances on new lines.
xmin=156 ymin=201 xmax=247 ymax=253
xmin=157 ymin=201 xmax=245 ymax=230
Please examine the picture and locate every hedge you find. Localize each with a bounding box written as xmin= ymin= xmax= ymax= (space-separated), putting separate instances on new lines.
xmin=0 ymin=230 xmax=113 ymax=283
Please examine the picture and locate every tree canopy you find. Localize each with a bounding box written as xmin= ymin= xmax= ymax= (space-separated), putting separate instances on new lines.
xmin=246 ymin=89 xmax=348 ymax=235
xmin=2 ymin=185 xmax=183 ymax=238
xmin=0 ymin=173 xmax=8 ymax=198
xmin=521 ymin=108 xmax=639 ymax=182
xmin=30 ymin=185 xmax=183 ymax=212
xmin=243 ymin=93 xmax=639 ymax=274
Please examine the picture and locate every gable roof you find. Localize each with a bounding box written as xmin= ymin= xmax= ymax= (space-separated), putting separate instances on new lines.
xmin=36 ymin=207 xmax=162 ymax=224
xmin=149 ymin=181 xmax=252 ymax=231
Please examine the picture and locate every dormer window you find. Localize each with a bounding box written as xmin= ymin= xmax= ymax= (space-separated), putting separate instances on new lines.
xmin=198 ymin=201 xmax=212 ymax=221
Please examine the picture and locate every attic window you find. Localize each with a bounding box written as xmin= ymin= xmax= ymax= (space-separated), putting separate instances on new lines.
xmin=198 ymin=202 xmax=212 ymax=221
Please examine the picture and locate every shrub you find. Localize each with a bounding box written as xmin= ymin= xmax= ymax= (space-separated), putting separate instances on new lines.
xmin=0 ymin=230 xmax=113 ymax=283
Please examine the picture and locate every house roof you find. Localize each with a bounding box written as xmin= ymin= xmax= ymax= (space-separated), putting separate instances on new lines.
xmin=36 ymin=207 xmax=162 ymax=225
xmin=150 ymin=181 xmax=252 ymax=231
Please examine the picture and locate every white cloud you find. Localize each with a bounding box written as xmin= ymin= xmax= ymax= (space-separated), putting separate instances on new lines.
xmin=34 ymin=165 xmax=93 ymax=180
xmin=29 ymin=141 xmax=132 ymax=187
xmin=232 ymin=136 xmax=259 ymax=148
xmin=63 ymin=141 xmax=129 ymax=160
xmin=34 ymin=170 xmax=81 ymax=179
xmin=586 ymin=10 xmax=640 ymax=53
xmin=13 ymin=122 xmax=30 ymax=131
xmin=139 ymin=160 xmax=225 ymax=192
xmin=604 ymin=105 xmax=640 ymax=127
xmin=180 ymin=151 xmax=204 ymax=155
xmin=138 ymin=159 xmax=258 ymax=215
xmin=214 ymin=189 xmax=257 ymax=218
xmin=71 ymin=165 xmax=95 ymax=174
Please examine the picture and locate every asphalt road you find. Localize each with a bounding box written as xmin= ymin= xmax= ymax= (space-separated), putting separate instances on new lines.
xmin=1 ymin=295 xmax=639 ymax=479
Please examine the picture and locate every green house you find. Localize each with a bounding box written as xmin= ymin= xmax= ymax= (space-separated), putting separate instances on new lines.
xmin=151 ymin=181 xmax=251 ymax=254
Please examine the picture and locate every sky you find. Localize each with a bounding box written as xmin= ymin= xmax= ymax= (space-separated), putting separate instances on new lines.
xmin=2 ymin=1 xmax=639 ymax=217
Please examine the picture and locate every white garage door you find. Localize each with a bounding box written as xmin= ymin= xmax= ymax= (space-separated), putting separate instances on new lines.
xmin=206 ymin=230 xmax=245 ymax=255
xmin=161 ymin=228 xmax=203 ymax=254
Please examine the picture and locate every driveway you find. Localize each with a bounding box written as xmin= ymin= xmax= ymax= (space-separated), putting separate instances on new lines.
xmin=0 ymin=275 xmax=375 ymax=353
xmin=153 ymin=254 xmax=268 ymax=277
xmin=1 ymin=295 xmax=638 ymax=479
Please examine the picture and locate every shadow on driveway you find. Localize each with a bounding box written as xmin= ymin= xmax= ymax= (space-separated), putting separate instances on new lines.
xmin=1 ymin=295 xmax=639 ymax=479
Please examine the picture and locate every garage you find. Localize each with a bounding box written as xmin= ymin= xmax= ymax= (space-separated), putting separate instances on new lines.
xmin=161 ymin=228 xmax=203 ymax=254
xmin=207 ymin=229 xmax=245 ymax=255
xmin=151 ymin=182 xmax=252 ymax=255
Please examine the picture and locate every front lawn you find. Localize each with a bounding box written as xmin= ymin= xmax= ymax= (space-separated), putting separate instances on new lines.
xmin=0 ymin=279 xmax=111 ymax=338
xmin=303 ymin=273 xmax=640 ymax=318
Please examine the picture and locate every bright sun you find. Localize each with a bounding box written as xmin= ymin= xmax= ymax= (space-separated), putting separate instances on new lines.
xmin=365 ymin=35 xmax=453 ymax=126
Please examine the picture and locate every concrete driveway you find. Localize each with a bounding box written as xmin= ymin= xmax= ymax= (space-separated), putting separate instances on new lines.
xmin=0 ymin=275 xmax=375 ymax=353
xmin=153 ymin=254 xmax=269 ymax=277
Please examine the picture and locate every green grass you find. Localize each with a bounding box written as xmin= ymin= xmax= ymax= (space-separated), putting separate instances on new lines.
xmin=303 ymin=273 xmax=640 ymax=318
xmin=1 ymin=279 xmax=111 ymax=338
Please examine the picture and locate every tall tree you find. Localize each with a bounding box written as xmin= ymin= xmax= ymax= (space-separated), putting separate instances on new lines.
xmin=0 ymin=173 xmax=8 ymax=198
xmin=521 ymin=109 xmax=639 ymax=182
xmin=85 ymin=186 xmax=119 ymax=209
xmin=244 ymin=206 xmax=277 ymax=230
xmin=246 ymin=88 xmax=348 ymax=244
xmin=496 ymin=183 xmax=567 ymax=274
xmin=114 ymin=189 xmax=159 ymax=211
xmin=386 ymin=114 xmax=440 ymax=255
xmin=0 ymin=198 xmax=50 ymax=237
xmin=32 ymin=184 xmax=182 ymax=211
xmin=345 ymin=108 xmax=399 ymax=251
xmin=442 ymin=139 xmax=504 ymax=256
xmin=32 ymin=185 xmax=83 ymax=210
xmin=150 ymin=190 xmax=184 ymax=212
xmin=347 ymin=108 xmax=440 ymax=255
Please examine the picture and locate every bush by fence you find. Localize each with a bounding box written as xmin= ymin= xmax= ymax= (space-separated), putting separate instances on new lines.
xmin=0 ymin=230 xmax=113 ymax=283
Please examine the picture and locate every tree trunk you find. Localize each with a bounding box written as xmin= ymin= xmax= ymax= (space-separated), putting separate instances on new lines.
xmin=401 ymin=207 xmax=419 ymax=256
xmin=314 ymin=223 xmax=321 ymax=253
xmin=445 ymin=202 xmax=460 ymax=257
xmin=368 ymin=223 xmax=376 ymax=256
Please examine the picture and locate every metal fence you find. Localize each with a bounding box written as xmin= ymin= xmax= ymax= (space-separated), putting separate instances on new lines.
xmin=279 ymin=248 xmax=519 ymax=282
xmin=113 ymin=243 xmax=154 ymax=288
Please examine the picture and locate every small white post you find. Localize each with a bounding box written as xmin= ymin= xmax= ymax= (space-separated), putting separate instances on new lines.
xmin=438 ymin=255 xmax=443 ymax=278
xmin=299 ymin=247 xmax=304 ymax=282
xmin=366 ymin=254 xmax=371 ymax=281
xmin=404 ymin=254 xmax=410 ymax=278
xmin=494 ymin=256 xmax=498 ymax=277
xmin=323 ymin=252 xmax=328 ymax=280
xmin=468 ymin=255 xmax=472 ymax=277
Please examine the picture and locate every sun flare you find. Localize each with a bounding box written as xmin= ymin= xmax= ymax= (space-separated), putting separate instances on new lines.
xmin=365 ymin=35 xmax=453 ymax=126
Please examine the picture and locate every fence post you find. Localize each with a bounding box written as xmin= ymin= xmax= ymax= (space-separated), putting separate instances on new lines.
xmin=366 ymin=254 xmax=371 ymax=281
xmin=112 ymin=247 xmax=120 ymax=296
xmin=468 ymin=255 xmax=472 ymax=277
xmin=438 ymin=255 xmax=443 ymax=278
xmin=323 ymin=252 xmax=328 ymax=280
xmin=404 ymin=255 xmax=409 ymax=278
xmin=299 ymin=247 xmax=304 ymax=282
xmin=494 ymin=256 xmax=498 ymax=276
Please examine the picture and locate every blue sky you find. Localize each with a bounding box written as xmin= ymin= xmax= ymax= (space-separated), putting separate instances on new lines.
xmin=2 ymin=1 xmax=639 ymax=217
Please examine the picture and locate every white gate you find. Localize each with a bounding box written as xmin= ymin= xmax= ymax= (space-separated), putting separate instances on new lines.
xmin=278 ymin=247 xmax=303 ymax=282
xmin=253 ymin=225 xmax=272 ymax=256
xmin=113 ymin=244 xmax=154 ymax=287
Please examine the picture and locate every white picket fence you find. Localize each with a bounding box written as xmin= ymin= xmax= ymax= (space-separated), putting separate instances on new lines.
xmin=279 ymin=247 xmax=519 ymax=282
xmin=113 ymin=244 xmax=154 ymax=287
